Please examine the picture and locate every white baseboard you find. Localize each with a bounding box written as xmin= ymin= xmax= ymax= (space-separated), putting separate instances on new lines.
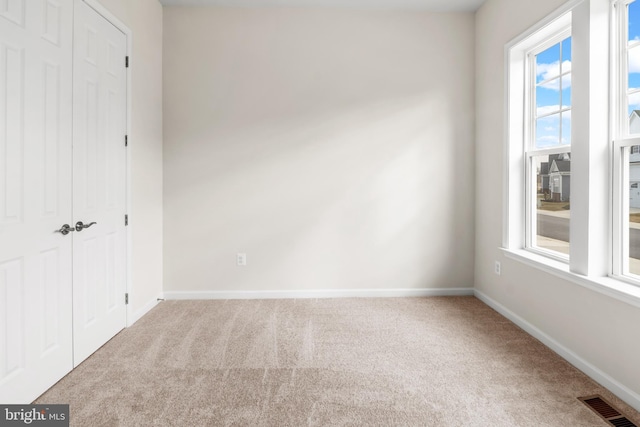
xmin=474 ymin=289 xmax=640 ymax=413
xmin=163 ymin=287 xmax=474 ymax=300
xmin=127 ymin=294 xmax=162 ymax=327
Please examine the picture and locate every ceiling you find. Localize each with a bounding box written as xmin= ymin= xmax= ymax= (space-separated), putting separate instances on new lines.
xmin=158 ymin=0 xmax=486 ymax=12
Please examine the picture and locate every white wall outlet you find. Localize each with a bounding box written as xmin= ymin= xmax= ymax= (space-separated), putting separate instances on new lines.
xmin=494 ymin=261 xmax=501 ymax=276
xmin=237 ymin=253 xmax=247 ymax=266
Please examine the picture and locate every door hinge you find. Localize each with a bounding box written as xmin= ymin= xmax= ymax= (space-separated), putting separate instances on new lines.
xmin=125 ymin=135 xmax=128 ymax=147
xmin=125 ymin=56 xmax=129 ymax=68
xmin=125 ymin=214 xmax=129 ymax=226
xmin=125 ymin=293 xmax=129 ymax=305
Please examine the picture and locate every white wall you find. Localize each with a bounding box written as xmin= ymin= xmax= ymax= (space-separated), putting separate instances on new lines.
xmin=93 ymin=0 xmax=164 ymax=318
xmin=475 ymin=0 xmax=640 ymax=408
xmin=163 ymin=7 xmax=475 ymax=294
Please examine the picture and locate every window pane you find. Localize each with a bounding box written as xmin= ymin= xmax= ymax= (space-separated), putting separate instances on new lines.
xmin=536 ymin=43 xmax=561 ymax=84
xmin=630 ymin=101 xmax=640 ymax=134
xmin=534 ymin=37 xmax=571 ymax=149
xmin=536 ymin=81 xmax=560 ymax=116
xmin=533 ymin=153 xmax=571 ymax=256
xmin=561 ymin=37 xmax=572 ymax=64
xmin=628 ymin=46 xmax=640 ymax=117
xmin=562 ymin=77 xmax=572 ymax=107
xmin=535 ymin=113 xmax=561 ymax=148
xmin=629 ymin=0 xmax=640 ymax=42
xmin=629 ymin=2 xmax=640 ymax=120
xmin=561 ymin=111 xmax=571 ymax=145
xmin=628 ymin=70 xmax=640 ymax=89
xmin=629 ymin=147 xmax=640 ymax=275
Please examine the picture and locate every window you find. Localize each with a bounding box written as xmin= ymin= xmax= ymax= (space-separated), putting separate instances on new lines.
xmin=505 ymin=0 xmax=640 ymax=299
xmin=526 ymin=34 xmax=572 ymax=259
xmin=613 ymin=0 xmax=640 ymax=279
xmin=505 ymin=0 xmax=611 ymax=280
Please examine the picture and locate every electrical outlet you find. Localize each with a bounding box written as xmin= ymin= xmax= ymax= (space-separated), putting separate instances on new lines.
xmin=237 ymin=253 xmax=247 ymax=266
xmin=494 ymin=261 xmax=501 ymax=276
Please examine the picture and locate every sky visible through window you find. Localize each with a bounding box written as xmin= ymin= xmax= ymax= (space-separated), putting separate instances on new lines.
xmin=535 ymin=38 xmax=571 ymax=148
xmin=629 ymin=0 xmax=640 ymax=116
xmin=532 ymin=36 xmax=572 ymax=256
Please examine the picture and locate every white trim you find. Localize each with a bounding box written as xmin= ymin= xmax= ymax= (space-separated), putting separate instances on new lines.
xmin=127 ymin=295 xmax=162 ymax=327
xmin=503 ymin=1 xmax=580 ymax=251
xmin=615 ymin=136 xmax=640 ymax=147
xmin=569 ymin=0 xmax=611 ymax=276
xmin=502 ymin=248 xmax=640 ymax=309
xmin=504 ymin=0 xmax=583 ymax=49
xmin=611 ymin=1 xmax=623 ymax=279
xmin=612 ymin=0 xmax=640 ymax=281
xmin=505 ymin=0 xmax=612 ymax=277
xmin=527 ymin=146 xmax=574 ymax=157
xmin=82 ymin=0 xmax=129 ymax=34
xmin=163 ymin=288 xmax=475 ymax=300
xmin=81 ymin=0 xmax=135 ymax=327
xmin=474 ymin=289 xmax=640 ymax=413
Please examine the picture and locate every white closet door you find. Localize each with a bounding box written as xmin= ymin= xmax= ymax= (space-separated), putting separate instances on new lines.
xmin=72 ymin=0 xmax=127 ymax=366
xmin=0 ymin=0 xmax=74 ymax=404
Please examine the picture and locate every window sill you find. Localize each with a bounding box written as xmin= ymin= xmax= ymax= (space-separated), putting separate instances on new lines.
xmin=501 ymin=248 xmax=640 ymax=309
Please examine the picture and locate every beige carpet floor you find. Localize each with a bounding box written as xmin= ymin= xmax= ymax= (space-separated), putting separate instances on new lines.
xmin=36 ymin=297 xmax=640 ymax=426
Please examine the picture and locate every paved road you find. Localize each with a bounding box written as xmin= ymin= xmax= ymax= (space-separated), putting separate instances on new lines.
xmin=538 ymin=215 xmax=640 ymax=259
xmin=537 ymin=215 xmax=570 ymax=243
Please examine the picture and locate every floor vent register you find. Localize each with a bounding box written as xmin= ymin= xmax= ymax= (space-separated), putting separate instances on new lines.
xmin=579 ymin=395 xmax=638 ymax=427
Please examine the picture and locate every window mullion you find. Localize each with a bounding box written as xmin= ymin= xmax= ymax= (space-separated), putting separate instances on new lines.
xmin=568 ymin=0 xmax=610 ymax=276
xmin=527 ymin=147 xmax=572 ymax=157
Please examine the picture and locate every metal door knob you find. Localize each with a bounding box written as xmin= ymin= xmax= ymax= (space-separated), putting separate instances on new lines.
xmin=56 ymin=224 xmax=75 ymax=235
xmin=75 ymin=221 xmax=97 ymax=232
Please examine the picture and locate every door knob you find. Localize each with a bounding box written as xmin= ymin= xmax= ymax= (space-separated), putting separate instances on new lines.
xmin=56 ymin=224 xmax=75 ymax=235
xmin=75 ymin=221 xmax=97 ymax=232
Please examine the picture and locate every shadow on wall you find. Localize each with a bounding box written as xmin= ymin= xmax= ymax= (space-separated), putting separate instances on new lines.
xmin=163 ymin=8 xmax=475 ymax=292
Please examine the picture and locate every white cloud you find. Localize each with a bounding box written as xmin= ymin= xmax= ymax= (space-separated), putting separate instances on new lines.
xmin=630 ymin=89 xmax=640 ymax=109
xmin=536 ymin=60 xmax=572 ymax=91
xmin=537 ymin=61 xmax=559 ymax=79
xmin=629 ymin=45 xmax=640 ymax=73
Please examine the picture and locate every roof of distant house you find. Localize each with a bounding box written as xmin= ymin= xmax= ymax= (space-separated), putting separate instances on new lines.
xmin=540 ymin=162 xmax=550 ymax=175
xmin=551 ymin=160 xmax=571 ymax=173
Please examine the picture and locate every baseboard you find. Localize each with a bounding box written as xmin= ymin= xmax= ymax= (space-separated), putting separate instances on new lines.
xmin=163 ymin=287 xmax=474 ymax=300
xmin=127 ymin=294 xmax=162 ymax=327
xmin=474 ymin=289 xmax=640 ymax=413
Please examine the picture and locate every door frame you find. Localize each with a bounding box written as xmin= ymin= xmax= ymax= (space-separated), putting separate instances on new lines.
xmin=80 ymin=0 xmax=133 ymax=326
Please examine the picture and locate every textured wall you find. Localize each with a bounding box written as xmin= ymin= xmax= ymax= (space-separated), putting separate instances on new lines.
xmin=163 ymin=7 xmax=475 ymax=293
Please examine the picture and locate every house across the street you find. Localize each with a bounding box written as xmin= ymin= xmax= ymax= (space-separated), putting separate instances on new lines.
xmin=630 ymin=111 xmax=640 ymax=208
xmin=538 ymin=111 xmax=640 ymax=207
xmin=539 ymin=153 xmax=570 ymax=202
xmin=549 ymin=158 xmax=571 ymax=202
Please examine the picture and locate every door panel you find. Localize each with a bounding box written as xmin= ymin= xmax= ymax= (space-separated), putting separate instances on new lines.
xmin=1 ymin=42 xmax=23 ymax=224
xmin=0 ymin=0 xmax=73 ymax=404
xmin=0 ymin=0 xmax=26 ymax=27
xmin=0 ymin=258 xmax=24 ymax=380
xmin=72 ymin=0 xmax=127 ymax=366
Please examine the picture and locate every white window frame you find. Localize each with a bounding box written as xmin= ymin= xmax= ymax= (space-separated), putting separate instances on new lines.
xmin=524 ymin=29 xmax=573 ymax=262
xmin=504 ymin=0 xmax=613 ymax=279
xmin=502 ymin=0 xmax=640 ymax=313
xmin=612 ymin=0 xmax=640 ymax=284
xmin=504 ymin=6 xmax=576 ymax=257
